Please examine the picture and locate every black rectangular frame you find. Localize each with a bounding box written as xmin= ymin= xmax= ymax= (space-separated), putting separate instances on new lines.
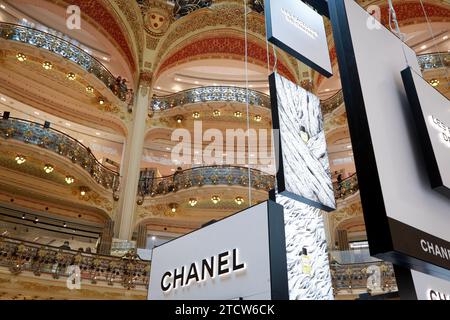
xmin=328 ymin=0 xmax=450 ymax=281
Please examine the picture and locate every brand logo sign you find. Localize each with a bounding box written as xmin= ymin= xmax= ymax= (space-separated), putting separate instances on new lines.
xmin=265 ymin=0 xmax=333 ymax=77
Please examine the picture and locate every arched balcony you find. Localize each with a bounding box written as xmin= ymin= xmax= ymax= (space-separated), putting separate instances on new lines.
xmin=138 ymin=165 xmax=275 ymax=198
xmin=0 ymin=116 xmax=120 ymax=191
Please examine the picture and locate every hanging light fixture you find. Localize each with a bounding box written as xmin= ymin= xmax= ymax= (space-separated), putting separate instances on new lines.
xmin=43 ymin=164 xmax=54 ymax=173
xmin=63 ymin=222 xmax=67 ymax=228
xmin=98 ymin=97 xmax=105 ymax=105
xmin=254 ymin=115 xmax=262 ymax=122
xmin=235 ymin=196 xmax=244 ymax=205
xmin=42 ymin=61 xmax=53 ymax=70
xmin=175 ymin=115 xmax=184 ymax=123
xmin=79 ymin=187 xmax=88 ymax=196
xmin=15 ymin=155 xmax=26 ymax=164
xmin=66 ymin=72 xmax=76 ymax=80
xmin=16 ymin=52 xmax=27 ymax=62
xmin=429 ymin=79 xmax=440 ymax=87
xmin=65 ymin=176 xmax=75 ymax=184
xmin=86 ymin=85 xmax=94 ymax=93
xmin=234 ymin=111 xmax=243 ymax=118
xmin=192 ymin=112 xmax=200 ymax=119
xmin=188 ymin=198 xmax=198 ymax=207
xmin=211 ymin=195 xmax=221 ymax=204
xmin=213 ymin=110 xmax=221 ymax=117
xmin=169 ymin=203 xmax=178 ymax=213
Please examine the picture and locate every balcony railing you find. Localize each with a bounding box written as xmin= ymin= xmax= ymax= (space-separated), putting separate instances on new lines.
xmin=139 ymin=165 xmax=275 ymax=197
xmin=333 ymin=173 xmax=359 ymax=200
xmin=330 ymin=260 xmax=397 ymax=294
xmin=0 ymin=236 xmax=149 ymax=290
xmin=149 ymin=86 xmax=271 ymax=113
xmin=0 ymin=23 xmax=132 ymax=103
xmin=321 ymin=90 xmax=345 ymax=115
xmin=0 ymin=117 xmax=120 ymax=191
xmin=418 ymin=52 xmax=450 ymax=70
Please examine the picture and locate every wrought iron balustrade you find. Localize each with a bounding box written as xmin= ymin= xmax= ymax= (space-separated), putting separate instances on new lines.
xmin=0 ymin=23 xmax=131 ymax=103
xmin=139 ymin=165 xmax=275 ymax=197
xmin=321 ymin=90 xmax=345 ymax=115
xmin=150 ymin=86 xmax=271 ymax=113
xmin=330 ymin=260 xmax=397 ymax=294
xmin=418 ymin=52 xmax=450 ymax=70
xmin=0 ymin=117 xmax=120 ymax=191
xmin=333 ymin=173 xmax=359 ymax=200
xmin=0 ymin=236 xmax=149 ymax=290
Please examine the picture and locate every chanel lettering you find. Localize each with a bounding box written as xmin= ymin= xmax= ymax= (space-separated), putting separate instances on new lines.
xmin=281 ymin=8 xmax=318 ymax=39
xmin=160 ymin=248 xmax=246 ymax=292
xmin=428 ymin=289 xmax=450 ymax=300
xmin=420 ymin=239 xmax=450 ymax=261
xmin=429 ymin=115 xmax=450 ymax=147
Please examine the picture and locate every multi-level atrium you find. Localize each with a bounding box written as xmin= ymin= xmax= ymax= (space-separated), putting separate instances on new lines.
xmin=0 ymin=0 xmax=448 ymax=300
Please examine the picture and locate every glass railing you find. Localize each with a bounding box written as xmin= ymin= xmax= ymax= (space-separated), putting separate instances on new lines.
xmin=0 ymin=117 xmax=120 ymax=191
xmin=0 ymin=235 xmax=149 ymax=289
xmin=0 ymin=22 xmax=132 ymax=103
xmin=149 ymin=86 xmax=271 ymax=113
xmin=418 ymin=52 xmax=450 ymax=70
xmin=333 ymin=173 xmax=359 ymax=200
xmin=139 ymin=165 xmax=275 ymax=197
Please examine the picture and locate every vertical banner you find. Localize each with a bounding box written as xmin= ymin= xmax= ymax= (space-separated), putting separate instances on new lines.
xmin=270 ymin=72 xmax=335 ymax=211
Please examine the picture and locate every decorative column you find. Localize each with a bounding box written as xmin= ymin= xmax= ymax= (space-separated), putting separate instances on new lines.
xmin=97 ymin=220 xmax=114 ymax=255
xmin=337 ymin=229 xmax=349 ymax=251
xmin=136 ymin=224 xmax=147 ymax=249
xmin=115 ymin=77 xmax=151 ymax=240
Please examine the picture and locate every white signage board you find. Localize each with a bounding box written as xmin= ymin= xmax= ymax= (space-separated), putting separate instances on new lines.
xmin=411 ymin=270 xmax=450 ymax=300
xmin=329 ymin=0 xmax=450 ymax=278
xmin=148 ymin=201 xmax=287 ymax=300
xmin=266 ymin=0 xmax=333 ymax=77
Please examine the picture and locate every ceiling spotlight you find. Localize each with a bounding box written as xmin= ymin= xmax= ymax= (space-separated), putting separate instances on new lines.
xmin=22 ymin=214 xmax=25 ymax=220
xmin=98 ymin=97 xmax=105 ymax=105
xmin=254 ymin=115 xmax=262 ymax=122
xmin=15 ymin=155 xmax=26 ymax=164
xmin=44 ymin=164 xmax=54 ymax=174
xmin=213 ymin=110 xmax=221 ymax=117
xmin=189 ymin=198 xmax=198 ymax=207
xmin=169 ymin=203 xmax=178 ymax=213
xmin=66 ymin=72 xmax=76 ymax=80
xmin=80 ymin=187 xmax=87 ymax=196
xmin=151 ymin=236 xmax=156 ymax=241
xmin=175 ymin=115 xmax=183 ymax=123
xmin=34 ymin=217 xmax=39 ymax=223
xmin=63 ymin=222 xmax=67 ymax=228
xmin=65 ymin=176 xmax=75 ymax=185
xmin=211 ymin=195 xmax=221 ymax=204
xmin=443 ymin=35 xmax=449 ymax=40
xmin=16 ymin=52 xmax=27 ymax=62
xmin=235 ymin=196 xmax=244 ymax=205
xmin=86 ymin=85 xmax=94 ymax=93
xmin=429 ymin=79 xmax=440 ymax=87
xmin=42 ymin=61 xmax=53 ymax=70
xmin=192 ymin=112 xmax=200 ymax=119
xmin=234 ymin=111 xmax=243 ymax=118
xmin=420 ymin=45 xmax=427 ymax=50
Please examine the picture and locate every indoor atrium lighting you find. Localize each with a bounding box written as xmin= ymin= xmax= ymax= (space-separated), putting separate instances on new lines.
xmin=429 ymin=79 xmax=440 ymax=87
xmin=86 ymin=85 xmax=94 ymax=93
xmin=234 ymin=196 xmax=244 ymax=205
xmin=63 ymin=222 xmax=67 ymax=228
xmin=175 ymin=115 xmax=183 ymax=123
xmin=43 ymin=164 xmax=54 ymax=174
xmin=80 ymin=187 xmax=87 ymax=196
xmin=66 ymin=72 xmax=76 ymax=80
xmin=188 ymin=198 xmax=198 ymax=207
xmin=211 ymin=195 xmax=221 ymax=204
xmin=15 ymin=155 xmax=26 ymax=164
xmin=254 ymin=115 xmax=262 ymax=122
xmin=42 ymin=61 xmax=53 ymax=70
xmin=192 ymin=112 xmax=200 ymax=119
xmin=65 ymin=175 xmax=75 ymax=184
xmin=16 ymin=52 xmax=27 ymax=62
xmin=213 ymin=110 xmax=221 ymax=117
xmin=98 ymin=97 xmax=105 ymax=105
xmin=234 ymin=111 xmax=243 ymax=118
xmin=169 ymin=203 xmax=178 ymax=213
